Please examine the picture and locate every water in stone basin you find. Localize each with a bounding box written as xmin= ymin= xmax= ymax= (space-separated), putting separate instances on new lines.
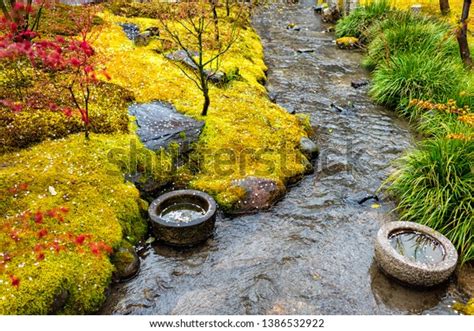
xmin=389 ymin=231 xmax=445 ymax=265
xmin=160 ymin=203 xmax=206 ymax=223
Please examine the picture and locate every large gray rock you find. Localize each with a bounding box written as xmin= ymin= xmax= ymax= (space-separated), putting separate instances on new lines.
xmin=230 ymin=177 xmax=285 ymax=214
xmin=129 ymin=102 xmax=204 ymax=153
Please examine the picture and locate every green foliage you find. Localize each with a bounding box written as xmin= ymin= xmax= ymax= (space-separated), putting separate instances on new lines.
xmin=387 ymin=137 xmax=474 ymax=264
xmin=362 ymin=19 xmax=458 ymax=71
xmin=335 ymin=0 xmax=391 ymax=41
xmin=369 ymin=52 xmax=464 ymax=108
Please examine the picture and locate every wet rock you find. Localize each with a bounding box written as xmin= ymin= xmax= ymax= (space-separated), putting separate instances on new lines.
xmin=119 ymin=23 xmax=140 ymax=41
xmin=336 ymin=37 xmax=360 ymax=49
xmin=313 ymin=5 xmax=324 ymax=14
xmin=299 ymin=137 xmax=319 ymax=160
xmin=297 ymin=48 xmax=315 ymax=53
xmin=286 ymin=23 xmax=301 ymax=31
xmin=48 ymin=289 xmax=69 ymax=314
xmin=127 ymin=102 xmax=203 ymax=194
xmin=268 ymin=91 xmax=279 ymax=103
xmin=230 ymin=177 xmax=286 ymax=214
xmin=129 ymin=102 xmax=204 ymax=153
xmin=321 ymin=5 xmax=340 ymax=23
xmin=351 ymin=79 xmax=370 ymax=89
xmin=330 ymin=103 xmax=346 ymax=112
xmin=119 ymin=23 xmax=160 ymax=47
xmin=165 ymin=50 xmax=228 ymax=85
xmin=112 ymin=246 xmax=140 ymax=283
xmin=356 ymin=194 xmax=379 ymax=205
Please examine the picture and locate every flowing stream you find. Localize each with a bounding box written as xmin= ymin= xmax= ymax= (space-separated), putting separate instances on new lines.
xmin=101 ymin=1 xmax=467 ymax=314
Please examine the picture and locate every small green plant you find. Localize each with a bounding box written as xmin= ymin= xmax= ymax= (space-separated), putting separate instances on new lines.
xmin=369 ymin=52 xmax=464 ymax=108
xmin=387 ymin=137 xmax=474 ymax=264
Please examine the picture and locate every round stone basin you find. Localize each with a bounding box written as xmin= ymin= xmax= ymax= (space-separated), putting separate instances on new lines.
xmin=148 ymin=190 xmax=217 ymax=246
xmin=375 ymin=221 xmax=458 ymax=287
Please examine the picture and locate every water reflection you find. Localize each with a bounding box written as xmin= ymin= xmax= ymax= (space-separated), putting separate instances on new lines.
xmin=370 ymin=261 xmax=447 ymax=314
xmin=389 ymin=231 xmax=445 ymax=265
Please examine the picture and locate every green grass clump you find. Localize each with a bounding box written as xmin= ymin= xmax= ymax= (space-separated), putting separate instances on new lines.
xmin=335 ymin=0 xmax=391 ymax=41
xmin=369 ymin=52 xmax=464 ymax=108
xmin=387 ymin=137 xmax=474 ymax=264
xmin=362 ymin=19 xmax=458 ymax=71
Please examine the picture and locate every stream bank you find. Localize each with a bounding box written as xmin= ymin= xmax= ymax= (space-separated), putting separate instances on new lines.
xmin=100 ymin=1 xmax=469 ymax=314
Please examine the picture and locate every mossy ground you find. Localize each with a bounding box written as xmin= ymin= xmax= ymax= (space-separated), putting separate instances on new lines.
xmin=0 ymin=132 xmax=159 ymax=314
xmin=93 ymin=10 xmax=309 ymax=209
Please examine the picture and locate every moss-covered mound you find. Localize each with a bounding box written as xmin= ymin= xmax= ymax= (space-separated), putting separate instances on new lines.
xmin=0 ymin=82 xmax=133 ymax=153
xmin=0 ymin=133 xmax=153 ymax=314
xmin=93 ymin=11 xmax=309 ymax=210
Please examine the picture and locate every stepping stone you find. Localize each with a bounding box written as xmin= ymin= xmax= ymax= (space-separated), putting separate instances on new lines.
xmin=129 ymin=101 xmax=204 ymax=153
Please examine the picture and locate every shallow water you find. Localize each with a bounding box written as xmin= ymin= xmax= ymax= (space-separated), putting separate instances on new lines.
xmin=389 ymin=231 xmax=446 ymax=265
xmin=101 ymin=1 xmax=467 ymax=315
xmin=161 ymin=203 xmax=206 ymax=224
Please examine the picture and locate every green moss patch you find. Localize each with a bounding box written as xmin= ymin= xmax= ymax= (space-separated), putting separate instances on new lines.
xmin=0 ymin=132 xmax=160 ymax=314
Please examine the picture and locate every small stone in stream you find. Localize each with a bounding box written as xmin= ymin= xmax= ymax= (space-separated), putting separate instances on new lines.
xmin=357 ymin=195 xmax=380 ymax=205
xmin=297 ymin=48 xmax=315 ymax=53
xmin=325 ymin=27 xmax=335 ymax=33
xmin=313 ymin=5 xmax=323 ymax=13
xmin=351 ymin=79 xmax=370 ymax=89
xmin=330 ymin=103 xmax=346 ymax=112
xmin=286 ymin=23 xmax=301 ymax=31
xmin=112 ymin=246 xmax=140 ymax=283
xmin=230 ymin=177 xmax=286 ymax=214
xmin=299 ymin=137 xmax=319 ymax=160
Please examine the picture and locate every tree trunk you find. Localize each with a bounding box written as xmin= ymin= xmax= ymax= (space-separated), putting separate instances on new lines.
xmin=439 ymin=0 xmax=450 ymax=15
xmin=226 ymin=0 xmax=230 ymax=16
xmin=211 ymin=1 xmax=220 ymax=43
xmin=457 ymin=0 xmax=472 ymax=68
xmin=202 ymin=90 xmax=210 ymax=116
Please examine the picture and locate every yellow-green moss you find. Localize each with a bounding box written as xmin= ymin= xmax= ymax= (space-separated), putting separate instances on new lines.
xmin=0 ymin=132 xmax=167 ymax=314
xmin=453 ymin=298 xmax=474 ymax=315
xmin=0 ymin=81 xmax=133 ymax=153
xmin=93 ymin=10 xmax=309 ymax=209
